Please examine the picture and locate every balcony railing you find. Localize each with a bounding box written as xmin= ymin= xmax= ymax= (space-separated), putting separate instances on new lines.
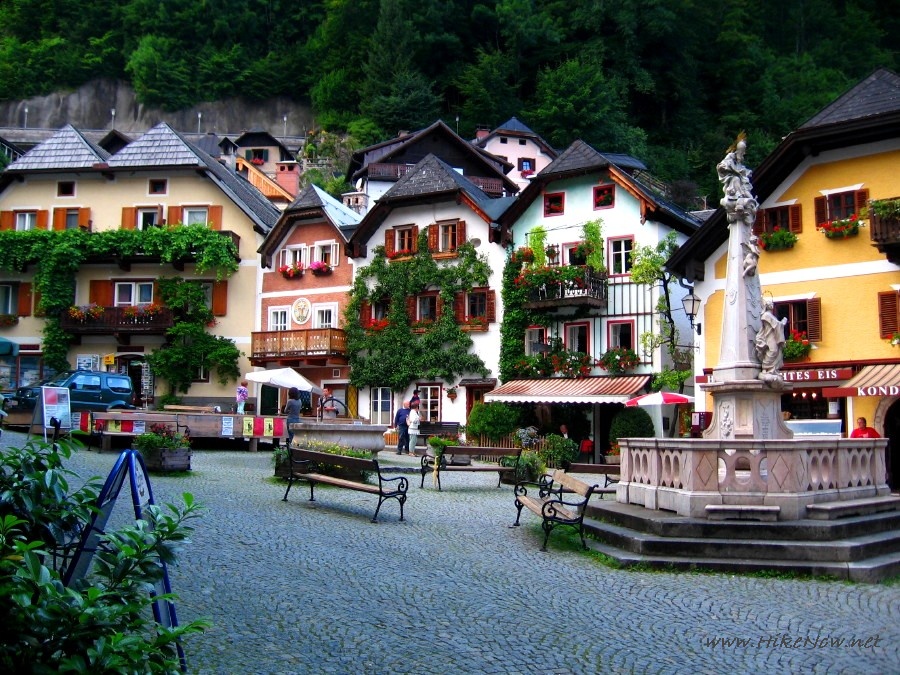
xmin=367 ymin=163 xmax=505 ymax=196
xmin=522 ymin=266 xmax=609 ymax=310
xmin=869 ymin=197 xmax=900 ymax=263
xmin=250 ymin=328 xmax=347 ymax=360
xmin=58 ymin=307 xmax=174 ymax=335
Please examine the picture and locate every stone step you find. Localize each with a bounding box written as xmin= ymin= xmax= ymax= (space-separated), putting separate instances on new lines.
xmin=586 ymin=500 xmax=900 ymax=541
xmin=705 ymin=504 xmax=780 ymax=522
xmin=584 ymin=538 xmax=900 ymax=583
xmin=806 ymin=495 xmax=900 ymax=520
xmin=582 ymin=516 xmax=900 ymax=563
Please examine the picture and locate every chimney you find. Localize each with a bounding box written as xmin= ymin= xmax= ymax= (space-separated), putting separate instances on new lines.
xmin=276 ymin=161 xmax=300 ymax=197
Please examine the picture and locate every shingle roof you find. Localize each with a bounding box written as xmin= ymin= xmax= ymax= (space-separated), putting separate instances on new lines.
xmin=106 ymin=122 xmax=202 ymax=167
xmin=495 ymin=117 xmax=535 ymax=134
xmin=6 ymin=124 xmax=109 ymax=170
xmin=287 ymin=184 xmax=360 ymax=232
xmin=801 ymin=68 xmax=900 ymax=129
xmin=539 ymin=139 xmax=610 ymax=176
xmin=381 ymin=153 xmax=491 ymax=202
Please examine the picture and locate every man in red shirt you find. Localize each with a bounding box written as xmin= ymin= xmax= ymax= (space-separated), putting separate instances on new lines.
xmin=850 ymin=417 xmax=881 ymax=438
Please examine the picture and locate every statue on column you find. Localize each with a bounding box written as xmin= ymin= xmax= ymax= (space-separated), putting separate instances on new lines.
xmin=717 ymin=132 xmax=756 ymax=227
xmin=755 ymin=297 xmax=787 ymax=382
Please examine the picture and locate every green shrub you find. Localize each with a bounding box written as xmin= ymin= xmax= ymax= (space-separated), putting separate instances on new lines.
xmin=502 ymin=449 xmax=545 ymax=482
xmin=276 ymin=440 xmax=373 ymax=481
xmin=465 ymin=402 xmax=520 ymax=441
xmin=609 ymin=407 xmax=655 ymax=444
xmin=539 ymin=433 xmax=578 ymax=467
xmin=0 ymin=438 xmax=208 ymax=671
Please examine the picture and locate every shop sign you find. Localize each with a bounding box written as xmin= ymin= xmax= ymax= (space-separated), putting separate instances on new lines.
xmin=780 ymin=368 xmax=852 ymax=383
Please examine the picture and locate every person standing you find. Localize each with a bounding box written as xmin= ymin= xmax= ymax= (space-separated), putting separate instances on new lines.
xmin=235 ymin=380 xmax=249 ymax=414
xmin=394 ymin=400 xmax=410 ymax=454
xmin=410 ymin=389 xmax=421 ymax=407
xmin=407 ymin=401 xmax=421 ymax=456
xmin=850 ymin=417 xmax=881 ymax=439
xmin=284 ymin=387 xmax=302 ymax=447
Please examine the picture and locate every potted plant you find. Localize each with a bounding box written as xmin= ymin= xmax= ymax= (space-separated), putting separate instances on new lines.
xmin=605 ymin=442 xmax=621 ymax=464
xmin=758 ymin=227 xmax=798 ymax=251
xmin=514 ymin=247 xmax=535 ymax=264
xmin=545 ymin=245 xmax=559 ymax=262
xmin=446 ymin=386 xmax=457 ymax=401
xmin=133 ymin=423 xmax=191 ymax=471
xmin=891 ymin=332 xmax=900 ymax=347
xmin=539 ymin=434 xmax=578 ymax=469
xmin=597 ymin=347 xmax=641 ymax=376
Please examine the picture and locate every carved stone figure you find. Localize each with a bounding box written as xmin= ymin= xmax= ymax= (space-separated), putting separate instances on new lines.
xmin=742 ymin=234 xmax=760 ymax=277
xmin=755 ymin=297 xmax=787 ymax=383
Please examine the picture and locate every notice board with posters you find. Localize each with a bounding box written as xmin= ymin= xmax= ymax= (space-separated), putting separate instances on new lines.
xmin=39 ymin=386 xmax=73 ymax=430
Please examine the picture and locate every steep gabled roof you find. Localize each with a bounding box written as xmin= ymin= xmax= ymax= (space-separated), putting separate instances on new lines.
xmin=473 ymin=116 xmax=558 ymax=159
xmin=498 ymin=139 xmax=698 ymax=236
xmin=106 ymin=123 xmax=280 ymax=233
xmin=346 ymin=120 xmax=517 ymax=193
xmin=348 ymin=154 xmax=515 ymax=248
xmin=667 ymin=68 xmax=900 ymax=282
xmin=258 ymin=184 xmax=362 ymax=262
xmin=6 ymin=124 xmax=109 ymax=170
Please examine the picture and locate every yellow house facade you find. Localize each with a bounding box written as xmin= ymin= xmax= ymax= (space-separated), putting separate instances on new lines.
xmin=668 ymin=68 xmax=900 ymax=484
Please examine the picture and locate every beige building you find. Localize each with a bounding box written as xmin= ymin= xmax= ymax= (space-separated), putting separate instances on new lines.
xmin=0 ymin=123 xmax=279 ymax=408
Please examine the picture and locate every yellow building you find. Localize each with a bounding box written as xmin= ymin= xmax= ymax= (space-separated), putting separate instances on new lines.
xmin=668 ymin=68 xmax=900 ymax=484
xmin=0 ymin=123 xmax=279 ymax=408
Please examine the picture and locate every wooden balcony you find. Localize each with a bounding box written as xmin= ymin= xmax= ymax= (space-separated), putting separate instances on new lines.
xmin=367 ymin=163 xmax=505 ymax=196
xmin=58 ymin=306 xmax=174 ymax=340
xmin=869 ymin=198 xmax=900 ymax=263
xmin=250 ymin=328 xmax=347 ymax=364
xmin=522 ymin=267 xmax=609 ymax=310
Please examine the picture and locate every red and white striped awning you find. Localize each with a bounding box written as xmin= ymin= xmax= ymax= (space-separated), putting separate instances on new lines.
xmin=483 ymin=376 xmax=649 ymax=404
xmin=822 ymin=364 xmax=900 ymax=398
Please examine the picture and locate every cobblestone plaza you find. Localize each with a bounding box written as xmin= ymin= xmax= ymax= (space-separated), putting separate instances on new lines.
xmin=10 ymin=430 xmax=898 ymax=675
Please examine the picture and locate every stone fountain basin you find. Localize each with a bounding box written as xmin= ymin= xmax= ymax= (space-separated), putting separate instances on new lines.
xmin=289 ymin=421 xmax=388 ymax=453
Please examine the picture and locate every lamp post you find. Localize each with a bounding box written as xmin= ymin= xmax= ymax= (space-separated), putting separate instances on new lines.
xmin=283 ymin=114 xmax=287 ymax=137
xmin=197 ymin=112 xmax=202 ymax=134
xmin=681 ymin=291 xmax=702 ymax=335
xmin=111 ymin=108 xmax=116 ymax=130
xmin=23 ymin=105 xmax=28 ymax=129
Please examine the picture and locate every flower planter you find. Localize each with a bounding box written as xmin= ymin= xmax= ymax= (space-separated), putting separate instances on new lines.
xmin=281 ymin=271 xmax=304 ymax=279
xmin=311 ymin=269 xmax=332 ymax=277
xmin=142 ymin=447 xmax=191 ymax=472
xmin=604 ymin=454 xmax=621 ymax=464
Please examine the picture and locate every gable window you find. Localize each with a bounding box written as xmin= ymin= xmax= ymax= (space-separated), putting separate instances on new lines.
xmin=814 ymin=189 xmax=868 ymax=227
xmin=593 ymin=185 xmax=615 ymax=209
xmin=757 ymin=205 xmax=802 ymax=234
xmin=16 ymin=212 xmax=37 ymax=231
xmin=441 ymin=221 xmax=458 ymax=252
xmin=314 ymin=242 xmax=340 ymax=267
xmin=427 ymin=220 xmax=466 ymax=254
xmin=544 ymin=192 xmax=564 ymax=217
xmin=115 ymin=281 xmax=154 ymax=307
xmin=282 ymin=245 xmax=308 ymax=269
xmin=610 ymin=237 xmax=634 ymax=275
xmin=518 ymin=158 xmax=535 ymax=172
xmin=774 ymin=298 xmax=821 ymax=341
xmin=371 ymin=387 xmax=393 ymax=425
xmin=57 ymin=181 xmax=75 ymax=197
xmin=525 ymin=326 xmax=548 ymax=356
xmin=247 ymin=149 xmax=269 ymax=165
xmin=500 ymin=137 xmax=508 ymax=145
xmin=149 ymin=179 xmax=167 ymax=195
xmin=386 ymin=224 xmax=417 ymax=259
xmin=183 ymin=207 xmax=209 ymax=226
xmin=397 ymin=226 xmax=415 ymax=252
xmin=609 ymin=320 xmax=635 ymax=350
xmin=565 ymin=322 xmax=589 ymax=353
xmin=269 ymin=307 xmax=288 ymax=332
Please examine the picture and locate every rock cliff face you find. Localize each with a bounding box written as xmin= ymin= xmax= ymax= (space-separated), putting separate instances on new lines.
xmin=0 ymin=79 xmax=313 ymax=136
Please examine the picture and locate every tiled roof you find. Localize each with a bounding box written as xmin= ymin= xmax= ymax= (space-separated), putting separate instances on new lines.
xmin=107 ymin=122 xmax=202 ymax=167
xmin=6 ymin=124 xmax=109 ymax=170
xmin=801 ymin=68 xmax=900 ymax=129
xmin=381 ymin=153 xmax=490 ymax=202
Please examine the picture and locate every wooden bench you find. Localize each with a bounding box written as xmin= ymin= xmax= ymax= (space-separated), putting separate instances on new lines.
xmin=564 ymin=462 xmax=621 ymax=492
xmin=420 ymin=446 xmax=521 ymax=491
xmin=163 ymin=404 xmax=217 ymax=413
xmin=282 ymin=447 xmax=409 ymax=523
xmin=513 ymin=469 xmax=598 ymax=551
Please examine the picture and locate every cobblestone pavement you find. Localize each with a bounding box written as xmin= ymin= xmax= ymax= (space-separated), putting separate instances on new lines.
xmin=6 ymin=429 xmax=900 ymax=675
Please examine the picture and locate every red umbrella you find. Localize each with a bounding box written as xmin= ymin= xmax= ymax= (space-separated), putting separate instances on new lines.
xmin=625 ymin=391 xmax=694 ymax=407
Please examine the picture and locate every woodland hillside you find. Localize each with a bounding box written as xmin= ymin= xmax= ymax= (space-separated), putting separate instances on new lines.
xmin=0 ymin=0 xmax=896 ymax=197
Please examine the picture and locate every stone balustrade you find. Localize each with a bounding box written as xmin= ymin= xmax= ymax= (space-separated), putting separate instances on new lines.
xmin=617 ymin=437 xmax=889 ymax=520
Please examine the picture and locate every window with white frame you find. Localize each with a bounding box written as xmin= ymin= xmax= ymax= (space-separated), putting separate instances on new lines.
xmin=610 ymin=237 xmax=634 ymax=275
xmin=15 ymin=212 xmax=37 ymax=231
xmin=183 ymin=206 xmax=209 ymax=226
xmin=138 ymin=208 xmax=160 ymax=230
xmin=418 ymin=384 xmax=441 ymax=422
xmin=372 ymin=299 xmax=389 ymax=320
xmin=314 ymin=303 xmax=338 ymax=329
xmin=565 ymin=322 xmax=589 ymax=353
xmin=525 ymin=326 xmax=548 ymax=355
xmin=439 ymin=220 xmax=460 ymax=252
xmin=191 ymin=363 xmax=209 ymax=382
xmin=57 ymin=181 xmax=75 ymax=197
xmin=609 ymin=321 xmax=635 ymax=350
xmin=370 ymin=387 xmax=393 ymax=425
xmin=282 ymin=245 xmax=308 ymax=268
xmin=396 ymin=226 xmax=415 ymax=253
xmin=314 ymin=241 xmax=340 ymax=267
xmin=0 ymin=284 xmax=13 ymax=314
xmin=114 ymin=281 xmax=154 ymax=306
xmin=149 ymin=179 xmax=167 ymax=195
xmin=269 ymin=307 xmax=289 ymax=331
xmin=417 ymin=294 xmax=438 ymax=322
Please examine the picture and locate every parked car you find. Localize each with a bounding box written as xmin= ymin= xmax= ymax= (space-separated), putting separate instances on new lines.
xmin=12 ymin=370 xmax=135 ymax=414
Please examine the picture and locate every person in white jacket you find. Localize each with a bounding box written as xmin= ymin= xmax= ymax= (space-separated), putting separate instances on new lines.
xmin=407 ymin=401 xmax=421 ymax=456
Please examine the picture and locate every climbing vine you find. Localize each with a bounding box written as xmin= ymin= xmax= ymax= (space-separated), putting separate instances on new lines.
xmin=343 ymin=234 xmax=491 ymax=391
xmin=0 ymin=225 xmax=239 ymax=372
xmin=498 ymin=253 xmax=549 ymax=382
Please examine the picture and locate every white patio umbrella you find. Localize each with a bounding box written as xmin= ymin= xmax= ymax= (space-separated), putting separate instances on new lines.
xmin=625 ymin=391 xmax=694 ymax=407
xmin=244 ymin=368 xmax=323 ymax=394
